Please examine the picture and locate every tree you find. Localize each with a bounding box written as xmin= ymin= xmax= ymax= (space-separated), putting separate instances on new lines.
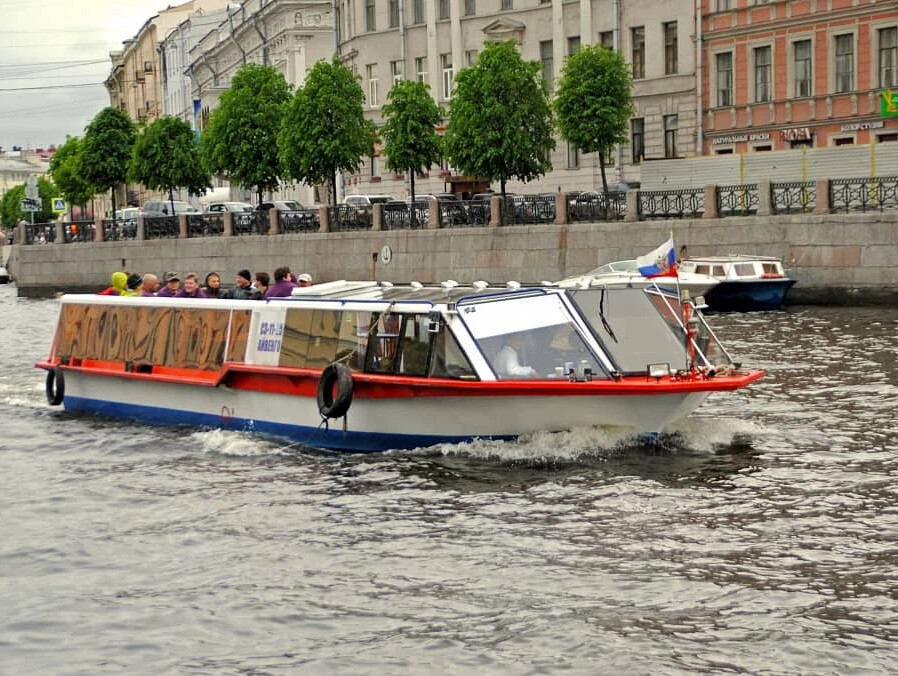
xmin=380 ymin=80 xmax=443 ymax=214
xmin=202 ymin=63 xmax=291 ymax=206
xmin=49 ymin=136 xmax=95 ymax=218
xmin=279 ymin=57 xmax=375 ymax=206
xmin=0 ymin=185 xmax=24 ymax=229
xmin=131 ymin=116 xmax=211 ymax=215
xmin=81 ymin=107 xmax=136 ymax=225
xmin=554 ymin=44 xmax=634 ymax=193
xmin=444 ymin=40 xmax=554 ymax=199
xmin=36 ymin=176 xmax=59 ymax=223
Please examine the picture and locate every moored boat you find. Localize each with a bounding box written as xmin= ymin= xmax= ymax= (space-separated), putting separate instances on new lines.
xmin=36 ymin=280 xmax=763 ymax=452
xmin=678 ymin=255 xmax=796 ymax=311
xmin=557 ymin=259 xmax=719 ymax=297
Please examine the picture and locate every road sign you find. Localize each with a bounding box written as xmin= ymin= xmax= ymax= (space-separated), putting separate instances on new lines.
xmin=21 ymin=197 xmax=42 ymax=212
xmin=52 ymin=197 xmax=67 ymax=213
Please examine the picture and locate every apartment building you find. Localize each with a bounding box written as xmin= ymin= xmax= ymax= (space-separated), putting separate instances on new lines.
xmin=337 ymin=0 xmax=697 ymax=195
xmin=700 ymin=0 xmax=898 ymax=154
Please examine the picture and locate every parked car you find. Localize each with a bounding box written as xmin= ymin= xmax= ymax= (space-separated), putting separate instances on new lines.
xmin=257 ymin=200 xmax=319 ymax=230
xmin=142 ymin=200 xmax=200 ymax=217
xmin=206 ymin=201 xmax=255 ymax=229
xmin=343 ymin=194 xmax=393 ymax=208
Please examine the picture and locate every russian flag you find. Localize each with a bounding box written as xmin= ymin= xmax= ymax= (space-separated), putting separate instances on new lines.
xmin=636 ymin=235 xmax=678 ymax=278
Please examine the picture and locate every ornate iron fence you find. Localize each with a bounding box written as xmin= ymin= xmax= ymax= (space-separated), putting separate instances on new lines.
xmin=329 ymin=205 xmax=372 ymax=231
xmin=383 ymin=201 xmax=428 ymax=229
xmin=103 ymin=219 xmax=137 ymax=241
xmin=279 ymin=209 xmax=319 ymax=233
xmin=639 ymin=189 xmax=705 ymax=219
xmin=187 ymin=214 xmax=223 ymax=238
xmin=830 ymin=175 xmax=898 ymax=212
xmin=718 ymin=184 xmax=759 ymax=217
xmin=568 ymin=192 xmax=626 ymax=222
xmin=771 ymin=181 xmax=816 ymax=214
xmin=502 ymin=194 xmax=556 ymax=225
xmin=23 ymin=223 xmax=56 ymax=244
xmin=439 ymin=200 xmax=478 ymax=227
xmin=64 ymin=220 xmax=95 ymax=243
xmin=144 ymin=216 xmax=179 ymax=239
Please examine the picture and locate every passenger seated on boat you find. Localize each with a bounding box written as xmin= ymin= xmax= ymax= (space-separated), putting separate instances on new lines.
xmin=495 ymin=334 xmax=537 ymax=379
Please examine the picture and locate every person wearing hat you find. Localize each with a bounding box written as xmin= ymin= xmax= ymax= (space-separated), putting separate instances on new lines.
xmin=297 ymin=273 xmax=313 ymax=287
xmin=231 ymin=268 xmax=259 ymax=300
xmin=121 ymin=273 xmax=143 ymax=297
xmin=156 ymin=272 xmax=181 ymax=297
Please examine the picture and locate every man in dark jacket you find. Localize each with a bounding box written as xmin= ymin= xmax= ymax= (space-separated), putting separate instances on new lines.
xmin=230 ymin=269 xmax=259 ymax=300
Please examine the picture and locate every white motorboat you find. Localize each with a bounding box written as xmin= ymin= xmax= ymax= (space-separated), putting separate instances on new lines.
xmin=678 ymin=255 xmax=796 ymax=311
xmin=557 ymin=259 xmax=719 ymax=297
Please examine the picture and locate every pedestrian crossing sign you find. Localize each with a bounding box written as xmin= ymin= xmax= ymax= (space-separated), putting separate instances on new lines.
xmin=52 ymin=197 xmax=67 ymax=213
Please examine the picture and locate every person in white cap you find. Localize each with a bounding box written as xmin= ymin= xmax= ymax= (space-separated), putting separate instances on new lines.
xmin=298 ymin=273 xmax=313 ymax=287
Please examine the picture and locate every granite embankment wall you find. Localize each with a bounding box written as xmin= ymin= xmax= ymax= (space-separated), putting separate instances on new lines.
xmin=7 ymin=212 xmax=898 ymax=304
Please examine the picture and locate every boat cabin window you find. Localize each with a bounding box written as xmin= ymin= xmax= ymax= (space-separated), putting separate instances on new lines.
xmin=568 ymin=288 xmax=689 ymax=374
xmin=712 ymin=265 xmax=726 ymax=276
xmin=761 ymin=262 xmax=782 ymax=276
xmin=280 ymin=309 xmax=370 ymax=370
xmin=459 ymin=293 xmax=605 ymax=380
xmin=429 ymin=325 xmax=476 ymax=379
xmin=695 ymin=264 xmax=710 ymax=275
xmin=733 ymin=263 xmax=756 ymax=277
xmin=644 ymin=291 xmax=731 ymax=368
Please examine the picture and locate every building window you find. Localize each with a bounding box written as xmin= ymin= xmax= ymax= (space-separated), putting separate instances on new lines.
xmin=664 ymin=22 xmax=677 ymax=75
xmin=631 ymin=118 xmax=644 ymax=163
xmin=413 ymin=0 xmax=424 ymax=24
xmin=716 ymin=52 xmax=733 ymax=106
xmin=465 ymin=49 xmax=478 ymax=67
xmin=441 ymin=54 xmax=454 ymax=99
xmin=715 ymin=147 xmax=734 ymax=155
xmin=833 ymin=137 xmax=854 ymax=146
xmin=880 ymin=27 xmax=897 ymax=88
xmin=834 ymin=34 xmax=854 ymax=93
xmin=540 ymin=40 xmax=554 ymax=92
xmin=664 ymin=114 xmax=678 ymax=158
xmin=465 ymin=0 xmax=476 ymax=16
xmin=390 ymin=60 xmax=403 ymax=85
xmin=878 ymin=133 xmax=898 ymax=143
xmin=631 ymin=27 xmax=645 ymax=79
xmin=568 ymin=36 xmax=581 ymax=56
xmin=716 ymin=0 xmax=732 ymax=9
xmin=365 ymin=0 xmax=376 ymax=32
xmin=567 ymin=142 xmax=579 ymax=169
xmin=600 ymin=31 xmax=614 ymax=51
xmin=794 ymin=40 xmax=812 ymax=97
xmin=439 ymin=0 xmax=449 ymax=20
xmin=370 ymin=155 xmax=377 ymax=177
xmin=754 ymin=46 xmax=771 ymax=102
xmin=415 ymin=56 xmax=427 ymax=83
xmin=366 ymin=63 xmax=379 ymax=107
xmin=389 ymin=0 xmax=399 ymax=27
xmin=753 ymin=145 xmax=772 ymax=152
xmin=501 ymin=0 xmax=512 ymax=9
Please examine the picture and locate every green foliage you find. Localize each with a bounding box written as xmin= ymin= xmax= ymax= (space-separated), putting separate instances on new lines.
xmin=36 ymin=176 xmax=59 ymax=223
xmin=49 ymin=136 xmax=94 ymax=209
xmin=279 ymin=57 xmax=375 ymax=205
xmin=131 ymin=116 xmax=211 ymax=207
xmin=202 ymin=63 xmax=291 ymax=203
xmin=444 ymin=40 xmax=554 ymax=196
xmin=0 ymin=184 xmax=25 ymax=228
xmin=380 ymin=80 xmax=443 ymax=204
xmin=554 ymin=44 xmax=633 ymax=191
xmin=81 ymin=107 xmax=136 ymax=195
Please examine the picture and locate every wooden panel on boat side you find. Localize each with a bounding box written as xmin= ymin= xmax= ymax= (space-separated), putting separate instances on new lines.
xmin=226 ymin=310 xmax=252 ymax=363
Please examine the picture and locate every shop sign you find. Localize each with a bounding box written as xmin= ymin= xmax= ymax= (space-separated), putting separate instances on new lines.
xmin=711 ymin=133 xmax=771 ymax=145
xmin=881 ymin=90 xmax=898 ymax=118
xmin=840 ymin=120 xmax=885 ymax=132
xmin=780 ymin=127 xmax=811 ymax=142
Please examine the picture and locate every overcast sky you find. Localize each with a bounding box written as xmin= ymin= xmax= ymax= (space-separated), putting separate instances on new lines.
xmin=0 ymin=0 xmax=173 ymax=150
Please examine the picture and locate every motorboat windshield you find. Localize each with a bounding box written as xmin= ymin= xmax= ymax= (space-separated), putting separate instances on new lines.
xmin=586 ymin=260 xmax=640 ymax=276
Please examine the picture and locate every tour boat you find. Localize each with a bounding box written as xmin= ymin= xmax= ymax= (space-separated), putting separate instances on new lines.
xmin=678 ymin=255 xmax=796 ymax=311
xmin=36 ymin=280 xmax=763 ymax=452
xmin=557 ymin=259 xmax=719 ymax=297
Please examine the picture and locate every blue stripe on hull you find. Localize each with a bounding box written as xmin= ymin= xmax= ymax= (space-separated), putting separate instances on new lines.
xmin=706 ymin=280 xmax=796 ymax=312
xmin=63 ymin=396 xmax=510 ymax=453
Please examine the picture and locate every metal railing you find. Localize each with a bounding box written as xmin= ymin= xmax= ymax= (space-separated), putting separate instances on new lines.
xmin=639 ymin=189 xmax=705 ymax=219
xmin=103 ymin=219 xmax=138 ymax=241
xmin=233 ymin=211 xmax=269 ymax=236
xmin=439 ymin=200 xmax=479 ymax=227
xmin=568 ymin=192 xmax=626 ymax=222
xmin=717 ymin=184 xmax=759 ymax=217
xmin=144 ymin=216 xmax=179 ymax=239
xmin=329 ymin=204 xmax=372 ymax=231
xmin=24 ymin=223 xmax=56 ymax=244
xmin=188 ymin=214 xmax=224 ymax=238
xmin=279 ymin=209 xmax=319 ymax=233
xmin=830 ymin=175 xmax=898 ymax=212
xmin=772 ymin=181 xmax=816 ymax=214
xmin=382 ymin=202 xmax=428 ymax=229
xmin=502 ymin=194 xmax=556 ymax=225
xmin=64 ymin=220 xmax=95 ymax=243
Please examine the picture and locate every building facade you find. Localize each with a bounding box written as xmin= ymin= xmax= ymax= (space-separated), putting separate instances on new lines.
xmin=700 ymin=0 xmax=898 ymax=154
xmin=336 ymin=0 xmax=697 ymax=196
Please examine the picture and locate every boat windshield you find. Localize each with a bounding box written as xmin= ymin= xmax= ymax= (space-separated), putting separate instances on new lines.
xmin=460 ymin=293 xmax=606 ymax=380
xmin=585 ymin=260 xmax=638 ymax=276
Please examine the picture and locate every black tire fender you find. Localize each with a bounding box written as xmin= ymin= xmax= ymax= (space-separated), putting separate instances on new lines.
xmin=46 ymin=367 xmax=65 ymax=406
xmin=317 ymin=362 xmax=353 ymax=419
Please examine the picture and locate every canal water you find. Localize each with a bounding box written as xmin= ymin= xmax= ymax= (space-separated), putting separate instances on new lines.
xmin=1 ymin=284 xmax=897 ymax=673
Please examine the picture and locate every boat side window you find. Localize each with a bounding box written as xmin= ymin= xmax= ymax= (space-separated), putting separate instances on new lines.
xmin=712 ymin=265 xmax=726 ymax=276
xmin=366 ymin=311 xmax=402 ymax=373
xmin=281 ymin=309 xmax=370 ymax=370
xmin=734 ymin=263 xmax=756 ymax=277
xmin=695 ymin=264 xmax=710 ymax=275
xmin=428 ymin=326 xmax=477 ymax=379
xmin=761 ymin=262 xmax=781 ymax=276
xmin=305 ymin=309 xmax=343 ymax=368
xmin=396 ymin=315 xmax=431 ymax=376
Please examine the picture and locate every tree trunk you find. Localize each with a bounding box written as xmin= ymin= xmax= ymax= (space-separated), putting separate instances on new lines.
xmin=410 ymin=170 xmax=416 ymax=227
xmin=111 ymin=185 xmax=117 ymax=226
xmin=168 ymin=189 xmax=175 ymax=218
xmin=257 ymin=185 xmax=263 ymax=208
xmin=500 ymin=177 xmax=506 ymax=226
xmin=331 ymin=170 xmax=338 ymax=207
xmin=599 ymin=152 xmax=609 ymax=194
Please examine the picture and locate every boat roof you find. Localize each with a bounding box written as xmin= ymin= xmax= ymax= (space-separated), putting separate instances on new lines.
xmin=288 ymin=279 xmax=555 ymax=303
xmin=684 ymin=254 xmax=781 ymax=263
